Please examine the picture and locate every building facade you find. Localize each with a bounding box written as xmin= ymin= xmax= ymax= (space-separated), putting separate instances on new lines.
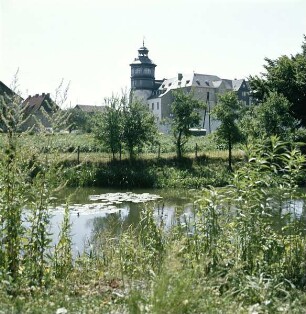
xmin=130 ymin=44 xmax=251 ymax=133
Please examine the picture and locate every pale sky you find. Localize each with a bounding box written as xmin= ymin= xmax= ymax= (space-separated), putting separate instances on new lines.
xmin=1 ymin=0 xmax=305 ymax=107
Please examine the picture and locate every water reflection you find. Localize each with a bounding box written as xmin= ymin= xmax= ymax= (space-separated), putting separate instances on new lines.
xmin=50 ymin=187 xmax=196 ymax=254
xmin=50 ymin=187 xmax=306 ymax=255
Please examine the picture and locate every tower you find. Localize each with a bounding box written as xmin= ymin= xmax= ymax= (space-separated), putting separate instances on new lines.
xmin=130 ymin=43 xmax=156 ymax=101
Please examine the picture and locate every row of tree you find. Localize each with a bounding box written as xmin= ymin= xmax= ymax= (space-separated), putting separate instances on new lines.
xmin=67 ymin=35 xmax=306 ymax=167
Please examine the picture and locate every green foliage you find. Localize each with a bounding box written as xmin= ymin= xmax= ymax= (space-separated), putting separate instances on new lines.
xmin=249 ymin=35 xmax=306 ymax=126
xmin=0 ymin=85 xmax=71 ymax=290
xmin=122 ymin=98 xmax=158 ymax=160
xmin=66 ymin=107 xmax=91 ymax=133
xmin=171 ymin=89 xmax=205 ymax=159
xmin=93 ymin=95 xmax=158 ymax=160
xmin=240 ymin=92 xmax=299 ymax=142
xmin=93 ymin=97 xmax=124 ymax=160
xmin=212 ymin=91 xmax=243 ymax=170
xmin=63 ymin=156 xmax=233 ymax=189
xmin=53 ymin=203 xmax=73 ymax=278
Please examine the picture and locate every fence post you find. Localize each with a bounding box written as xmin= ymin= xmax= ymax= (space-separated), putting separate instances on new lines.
xmin=77 ymin=146 xmax=80 ymax=164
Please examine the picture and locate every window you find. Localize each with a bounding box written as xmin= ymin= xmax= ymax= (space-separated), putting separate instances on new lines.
xmin=135 ymin=68 xmax=142 ymax=74
xmin=196 ymin=80 xmax=200 ymax=86
xmin=152 ymin=103 xmax=154 ymax=110
xmin=186 ymin=80 xmax=190 ymax=84
xmin=157 ymin=102 xmax=159 ymax=110
xmin=144 ymin=68 xmax=151 ymax=75
xmin=242 ymin=91 xmax=248 ymax=97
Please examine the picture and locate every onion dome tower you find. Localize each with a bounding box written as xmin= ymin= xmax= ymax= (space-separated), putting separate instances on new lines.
xmin=130 ymin=42 xmax=156 ymax=100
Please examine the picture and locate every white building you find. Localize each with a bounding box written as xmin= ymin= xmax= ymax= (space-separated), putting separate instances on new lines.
xmin=130 ymin=44 xmax=251 ymax=133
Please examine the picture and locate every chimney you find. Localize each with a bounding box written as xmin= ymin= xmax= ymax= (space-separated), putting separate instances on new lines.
xmin=178 ymin=73 xmax=183 ymax=81
xmin=42 ymin=93 xmax=45 ymax=96
xmin=35 ymin=94 xmax=39 ymax=97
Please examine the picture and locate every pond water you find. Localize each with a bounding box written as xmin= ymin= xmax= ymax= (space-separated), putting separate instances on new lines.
xmin=50 ymin=187 xmax=197 ymax=254
xmin=48 ymin=187 xmax=306 ymax=256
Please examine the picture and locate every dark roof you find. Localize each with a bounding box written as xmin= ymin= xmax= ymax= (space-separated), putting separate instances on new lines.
xmin=74 ymin=104 xmax=107 ymax=113
xmin=22 ymin=93 xmax=59 ymax=115
xmin=130 ymin=45 xmax=156 ymax=66
xmin=0 ymin=81 xmax=23 ymax=101
xmin=0 ymin=81 xmax=14 ymax=96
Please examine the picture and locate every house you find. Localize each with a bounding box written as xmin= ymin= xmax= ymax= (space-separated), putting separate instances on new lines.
xmin=130 ymin=44 xmax=251 ymax=133
xmin=21 ymin=93 xmax=59 ymax=131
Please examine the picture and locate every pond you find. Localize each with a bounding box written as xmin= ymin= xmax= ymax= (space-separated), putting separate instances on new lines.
xmin=50 ymin=187 xmax=197 ymax=255
xmin=48 ymin=187 xmax=306 ymax=256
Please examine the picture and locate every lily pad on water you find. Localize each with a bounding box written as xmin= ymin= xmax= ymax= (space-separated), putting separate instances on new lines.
xmin=52 ymin=192 xmax=162 ymax=215
xmin=88 ymin=192 xmax=162 ymax=204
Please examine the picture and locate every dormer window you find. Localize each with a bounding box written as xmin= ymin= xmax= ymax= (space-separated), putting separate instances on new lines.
xmin=186 ymin=80 xmax=190 ymax=84
xmin=196 ymin=80 xmax=200 ymax=86
xmin=168 ymin=83 xmax=172 ymax=87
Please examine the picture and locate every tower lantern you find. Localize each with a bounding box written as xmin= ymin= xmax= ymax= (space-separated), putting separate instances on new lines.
xmin=130 ymin=43 xmax=156 ymax=93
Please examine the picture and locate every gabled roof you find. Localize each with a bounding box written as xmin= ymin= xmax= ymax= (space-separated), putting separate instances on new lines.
xmin=0 ymin=81 xmax=23 ymax=101
xmin=74 ymin=104 xmax=107 ymax=113
xmin=157 ymin=73 xmax=246 ymax=95
xmin=0 ymin=81 xmax=14 ymax=96
xmin=232 ymin=79 xmax=245 ymax=91
xmin=22 ymin=93 xmax=59 ymax=115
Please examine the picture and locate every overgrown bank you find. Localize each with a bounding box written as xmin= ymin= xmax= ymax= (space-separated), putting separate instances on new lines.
xmin=63 ymin=155 xmax=237 ymax=189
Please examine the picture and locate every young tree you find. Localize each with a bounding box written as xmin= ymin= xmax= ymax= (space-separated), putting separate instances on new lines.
xmin=212 ymin=91 xmax=242 ymax=171
xmin=122 ymin=98 xmax=157 ymax=160
xmin=93 ymin=96 xmax=124 ymax=160
xmin=170 ymin=89 xmax=205 ymax=159
xmin=66 ymin=108 xmax=89 ymax=133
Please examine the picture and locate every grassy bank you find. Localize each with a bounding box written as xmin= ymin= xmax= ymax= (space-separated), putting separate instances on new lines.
xmin=62 ymin=154 xmax=239 ymax=189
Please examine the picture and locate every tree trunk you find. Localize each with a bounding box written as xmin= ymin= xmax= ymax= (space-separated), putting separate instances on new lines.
xmin=228 ymin=135 xmax=232 ymax=171
xmin=176 ymin=131 xmax=182 ymax=159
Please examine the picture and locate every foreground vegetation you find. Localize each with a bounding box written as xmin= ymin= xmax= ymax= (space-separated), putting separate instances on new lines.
xmin=1 ymin=135 xmax=306 ymax=313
